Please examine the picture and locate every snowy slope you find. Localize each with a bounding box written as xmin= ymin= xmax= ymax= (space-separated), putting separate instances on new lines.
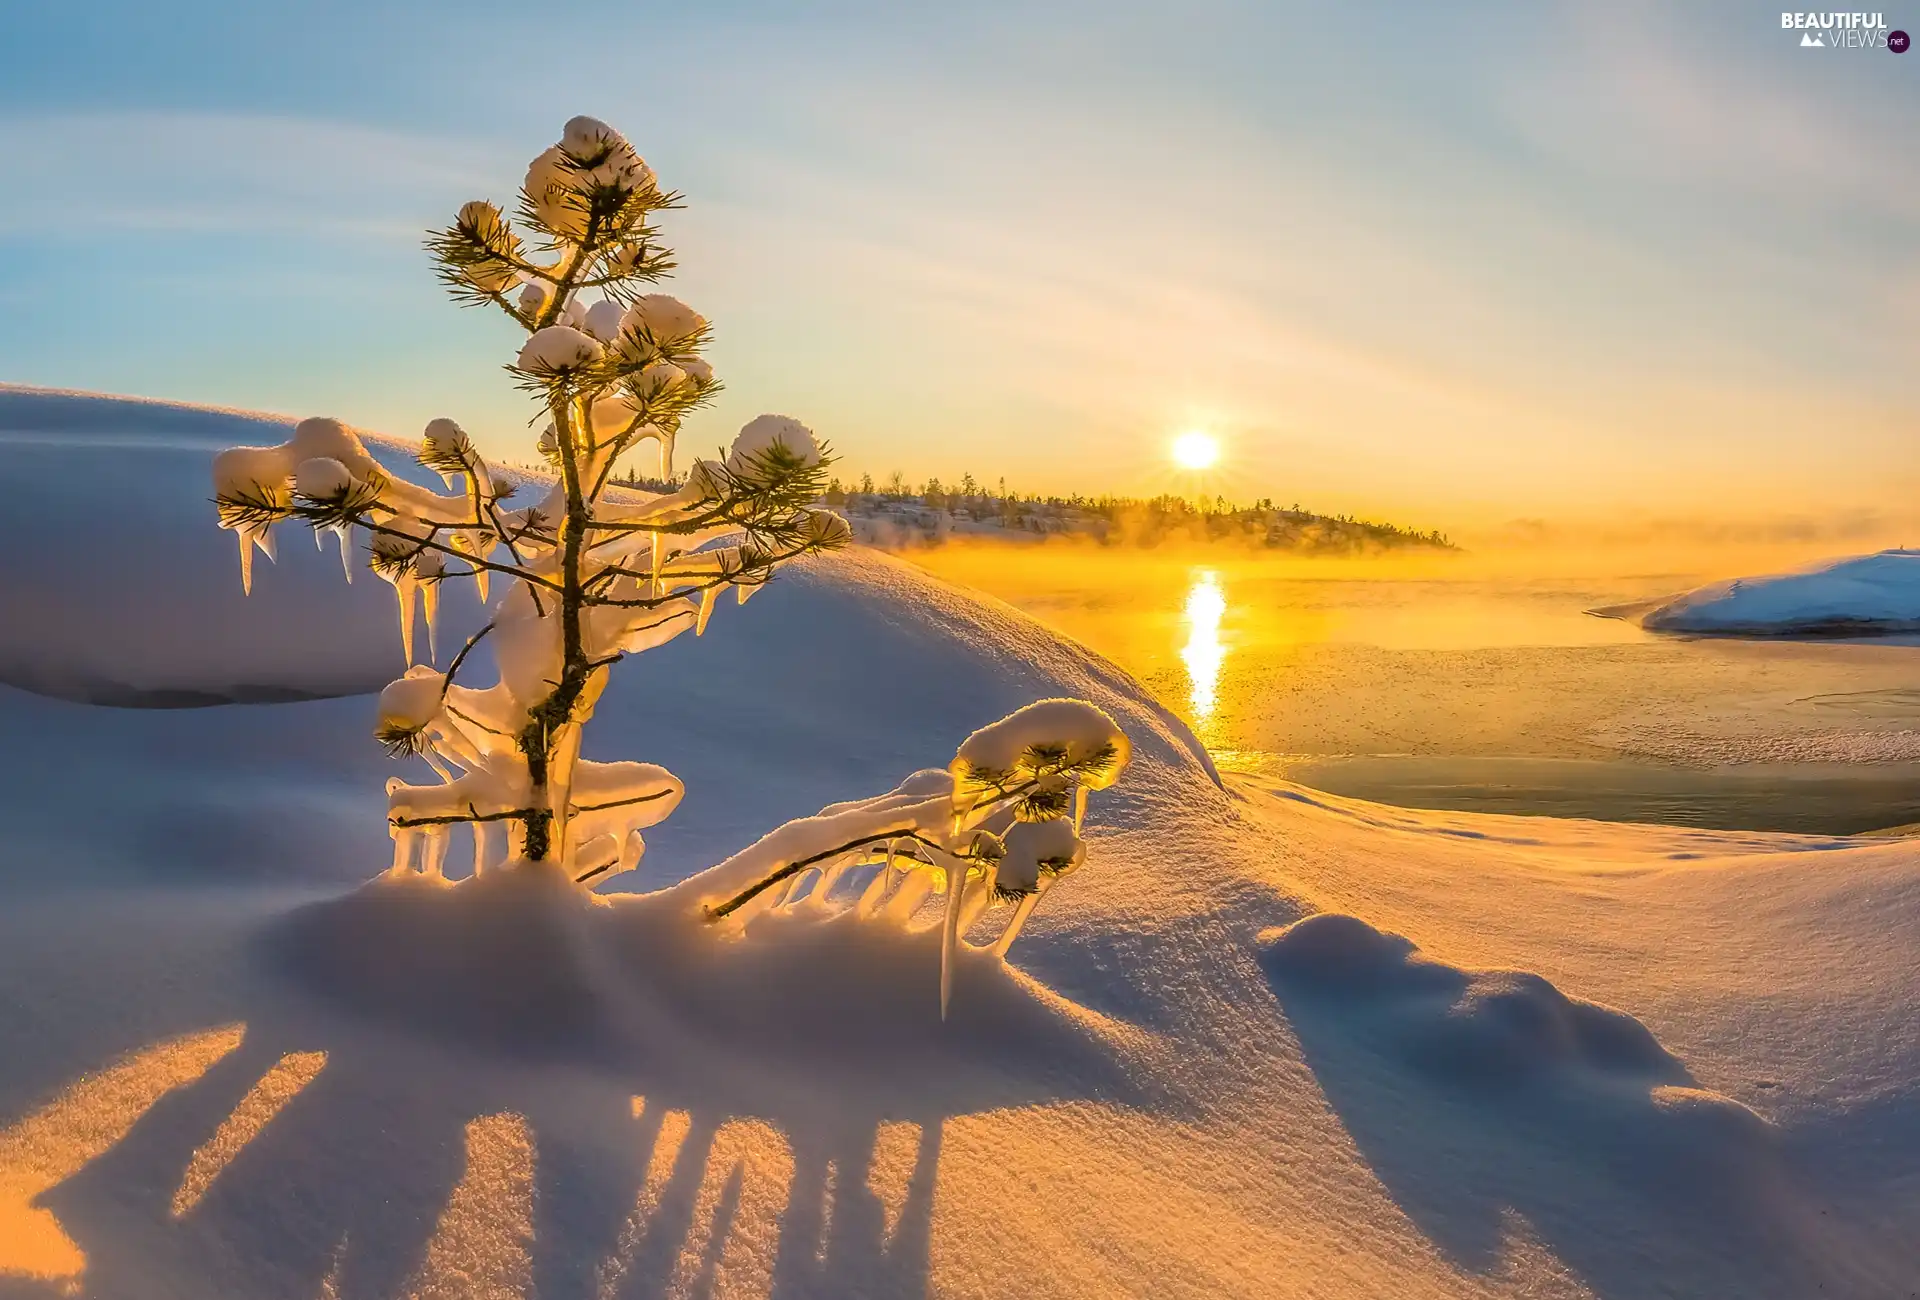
xmin=1627 ymin=549 xmax=1920 ymax=636
xmin=0 ymin=387 xmax=499 ymax=704
xmin=0 ymin=390 xmax=1917 ymax=1300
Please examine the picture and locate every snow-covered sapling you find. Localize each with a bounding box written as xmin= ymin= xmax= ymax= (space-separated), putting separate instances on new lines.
xmin=211 ymin=117 xmax=849 ymax=881
xmin=692 ymin=698 xmax=1132 ymax=1015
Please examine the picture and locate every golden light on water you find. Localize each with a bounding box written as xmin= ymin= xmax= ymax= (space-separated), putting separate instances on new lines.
xmin=1180 ymin=569 xmax=1226 ymax=726
xmin=1171 ymin=431 xmax=1220 ymax=470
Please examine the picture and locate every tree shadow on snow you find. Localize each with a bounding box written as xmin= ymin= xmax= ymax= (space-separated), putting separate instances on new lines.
xmin=1257 ymin=913 xmax=1893 ymax=1300
xmin=0 ymin=876 xmax=1150 ymax=1300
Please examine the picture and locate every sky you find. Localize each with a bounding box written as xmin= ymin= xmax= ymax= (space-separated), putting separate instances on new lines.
xmin=0 ymin=0 xmax=1914 ymax=534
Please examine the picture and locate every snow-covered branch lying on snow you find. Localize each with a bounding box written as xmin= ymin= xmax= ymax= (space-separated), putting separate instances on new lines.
xmin=680 ymin=699 xmax=1133 ymax=1017
xmin=210 ymin=116 xmax=849 ymax=867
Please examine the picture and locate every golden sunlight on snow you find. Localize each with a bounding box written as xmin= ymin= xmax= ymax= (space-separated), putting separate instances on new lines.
xmin=0 ymin=1025 xmax=243 ymax=1290
xmin=170 ymin=1050 xmax=327 ymax=1216
xmin=405 ymin=1112 xmax=535 ymax=1300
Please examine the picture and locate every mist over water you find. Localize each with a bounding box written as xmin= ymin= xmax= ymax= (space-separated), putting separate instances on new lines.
xmin=910 ymin=540 xmax=1920 ymax=835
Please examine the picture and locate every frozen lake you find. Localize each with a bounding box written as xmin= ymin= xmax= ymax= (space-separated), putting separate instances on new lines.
xmin=910 ymin=547 xmax=1920 ymax=834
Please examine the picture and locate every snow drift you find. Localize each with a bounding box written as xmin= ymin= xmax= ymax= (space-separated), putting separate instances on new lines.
xmin=1 ymin=390 xmax=1917 ymax=1299
xmin=0 ymin=387 xmax=492 ymax=705
xmin=1613 ymin=549 xmax=1920 ymax=637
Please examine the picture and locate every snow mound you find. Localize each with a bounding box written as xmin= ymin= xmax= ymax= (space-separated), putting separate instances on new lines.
xmin=1261 ymin=914 xmax=1685 ymax=1082
xmin=272 ymin=862 xmax=1147 ymax=1112
xmin=0 ymin=387 xmax=491 ymax=705
xmin=1259 ymin=914 xmax=1777 ymax=1181
xmin=1631 ymin=549 xmax=1920 ymax=637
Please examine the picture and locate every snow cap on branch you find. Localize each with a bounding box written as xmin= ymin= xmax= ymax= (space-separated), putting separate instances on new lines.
xmin=803 ymin=508 xmax=854 ymax=548
xmin=582 ymin=299 xmax=625 ymax=343
xmin=294 ymin=457 xmax=356 ymax=500
xmin=378 ymin=666 xmax=447 ymax=735
xmin=996 ymin=819 xmax=1086 ymax=894
xmin=518 ymin=325 xmax=604 ymax=376
xmin=621 ymin=294 xmax=705 ymax=344
xmin=729 ymin=414 xmax=821 ymax=471
xmin=952 ymin=698 xmax=1131 ymax=787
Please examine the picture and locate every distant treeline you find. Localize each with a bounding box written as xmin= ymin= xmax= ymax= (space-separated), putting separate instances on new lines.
xmin=825 ymin=472 xmax=1457 ymax=553
xmin=601 ymin=465 xmax=1455 ymax=553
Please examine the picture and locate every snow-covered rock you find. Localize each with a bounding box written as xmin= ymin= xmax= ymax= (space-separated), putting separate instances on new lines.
xmin=1634 ymin=549 xmax=1920 ymax=636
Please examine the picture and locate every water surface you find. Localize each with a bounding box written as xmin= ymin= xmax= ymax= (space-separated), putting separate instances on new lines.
xmin=910 ymin=547 xmax=1920 ymax=834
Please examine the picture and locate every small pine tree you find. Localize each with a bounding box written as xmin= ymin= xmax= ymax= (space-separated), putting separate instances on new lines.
xmin=211 ymin=117 xmax=849 ymax=884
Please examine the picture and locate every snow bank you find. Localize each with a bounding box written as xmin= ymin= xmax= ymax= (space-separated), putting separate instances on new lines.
xmin=1629 ymin=549 xmax=1920 ymax=636
xmin=0 ymin=387 xmax=492 ymax=705
xmin=273 ymin=860 xmax=1146 ymax=1107
xmin=1262 ymin=913 xmax=1691 ymax=1085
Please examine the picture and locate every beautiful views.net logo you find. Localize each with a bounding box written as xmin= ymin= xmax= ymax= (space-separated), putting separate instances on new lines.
xmin=1781 ymin=12 xmax=1910 ymax=49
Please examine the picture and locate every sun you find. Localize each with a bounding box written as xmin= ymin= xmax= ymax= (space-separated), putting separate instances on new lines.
xmin=1171 ymin=431 xmax=1220 ymax=471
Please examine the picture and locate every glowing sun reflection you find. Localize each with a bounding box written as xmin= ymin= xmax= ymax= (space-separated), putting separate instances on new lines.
xmin=1180 ymin=569 xmax=1226 ymax=727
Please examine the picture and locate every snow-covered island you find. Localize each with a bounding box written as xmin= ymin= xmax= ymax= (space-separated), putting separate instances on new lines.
xmin=2 ymin=117 xmax=1918 ymax=1300
xmin=1609 ymin=549 xmax=1920 ymax=637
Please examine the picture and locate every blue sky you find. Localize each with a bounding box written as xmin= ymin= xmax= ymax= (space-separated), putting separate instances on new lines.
xmin=1 ymin=1 xmax=1913 ymax=528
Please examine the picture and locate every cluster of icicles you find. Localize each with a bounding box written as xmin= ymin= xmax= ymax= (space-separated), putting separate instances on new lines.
xmin=213 ymin=412 xmax=846 ymax=885
xmin=680 ymin=699 xmax=1133 ymax=1016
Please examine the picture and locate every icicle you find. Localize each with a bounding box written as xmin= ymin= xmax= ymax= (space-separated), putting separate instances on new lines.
xmin=649 ymin=532 xmax=662 ymax=599
xmin=238 ymin=531 xmax=255 ymax=595
xmin=992 ymin=890 xmax=1042 ymax=957
xmin=421 ymin=826 xmax=450 ymax=877
xmin=619 ymin=829 xmax=647 ymax=876
xmin=254 ymin=528 xmax=277 ymax=564
xmin=396 ymin=576 xmax=418 ymax=666
xmin=390 ymin=829 xmax=412 ymax=874
xmin=477 ymin=820 xmax=506 ymax=874
xmin=549 ymin=728 xmax=582 ymax=868
xmin=313 ymin=526 xmax=324 ymax=551
xmin=775 ymin=869 xmax=812 ymax=910
xmin=817 ymin=860 xmax=850 ymax=905
xmin=1073 ymin=784 xmax=1089 ymax=834
xmin=881 ymin=870 xmax=933 ymax=924
xmin=855 ymin=863 xmax=894 ymax=919
xmin=958 ymin=866 xmax=995 ymax=932
xmin=422 ymin=582 xmax=440 ymax=663
xmin=472 ymin=562 xmax=489 ymax=602
xmin=940 ymin=867 xmax=967 ymax=1020
xmin=421 ymin=747 xmax=452 ymax=783
xmin=695 ymin=586 xmax=719 ymax=636
xmin=335 ymin=526 xmax=354 ymax=583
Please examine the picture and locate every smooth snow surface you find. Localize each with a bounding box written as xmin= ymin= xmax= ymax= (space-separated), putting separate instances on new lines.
xmin=0 ymin=387 xmax=493 ymax=705
xmin=1627 ymin=549 xmax=1920 ymax=636
xmin=2 ymin=390 xmax=1918 ymax=1299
